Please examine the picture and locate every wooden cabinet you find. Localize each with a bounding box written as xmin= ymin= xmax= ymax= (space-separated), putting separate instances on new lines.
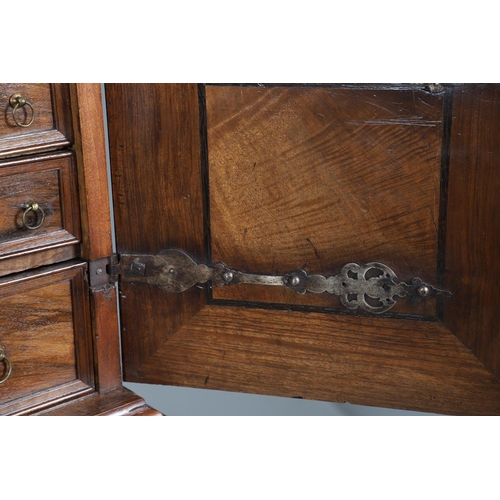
xmin=0 ymin=84 xmax=156 ymax=415
xmin=1 ymin=83 xmax=499 ymax=415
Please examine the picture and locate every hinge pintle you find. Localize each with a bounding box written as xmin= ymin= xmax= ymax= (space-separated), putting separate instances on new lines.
xmin=88 ymin=254 xmax=120 ymax=289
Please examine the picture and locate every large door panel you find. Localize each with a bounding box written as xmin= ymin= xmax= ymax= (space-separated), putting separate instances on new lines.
xmin=105 ymin=84 xmax=500 ymax=415
xmin=206 ymin=85 xmax=442 ymax=316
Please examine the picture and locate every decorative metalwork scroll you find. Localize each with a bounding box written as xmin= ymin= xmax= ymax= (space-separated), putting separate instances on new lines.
xmin=117 ymin=250 xmax=451 ymax=314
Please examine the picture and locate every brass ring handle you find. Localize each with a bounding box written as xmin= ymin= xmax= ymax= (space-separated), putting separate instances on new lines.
xmin=0 ymin=347 xmax=13 ymax=384
xmin=9 ymin=93 xmax=35 ymax=128
xmin=22 ymin=199 xmax=45 ymax=230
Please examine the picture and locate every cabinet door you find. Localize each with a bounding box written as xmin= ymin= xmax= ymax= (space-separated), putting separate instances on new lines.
xmin=105 ymin=84 xmax=500 ymax=415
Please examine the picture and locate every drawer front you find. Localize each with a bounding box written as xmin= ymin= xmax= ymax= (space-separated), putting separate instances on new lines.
xmin=0 ymin=152 xmax=81 ymax=273
xmin=0 ymin=84 xmax=72 ymax=158
xmin=0 ymin=262 xmax=93 ymax=415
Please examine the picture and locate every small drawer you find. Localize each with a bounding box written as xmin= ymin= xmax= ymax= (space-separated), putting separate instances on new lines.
xmin=0 ymin=84 xmax=73 ymax=159
xmin=0 ymin=152 xmax=81 ymax=273
xmin=0 ymin=262 xmax=94 ymax=415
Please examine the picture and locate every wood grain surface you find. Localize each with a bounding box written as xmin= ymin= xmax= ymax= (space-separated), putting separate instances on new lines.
xmin=90 ymin=285 xmax=122 ymax=392
xmin=105 ymin=84 xmax=205 ymax=255
xmin=444 ymin=84 xmax=500 ymax=379
xmin=66 ymin=83 xmax=125 ymax=396
xmin=131 ymin=305 xmax=500 ymax=415
xmin=0 ymin=84 xmax=72 ymax=158
xmin=70 ymin=84 xmax=113 ymax=261
xmin=0 ymin=245 xmax=79 ymax=278
xmin=38 ymin=386 xmax=161 ymax=416
xmin=0 ymin=262 xmax=94 ymax=415
xmin=106 ymin=83 xmax=206 ymax=371
xmin=206 ymin=86 xmax=444 ymax=316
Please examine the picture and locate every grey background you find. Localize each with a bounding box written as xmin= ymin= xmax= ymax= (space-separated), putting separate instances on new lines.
xmin=124 ymin=382 xmax=437 ymax=415
xmin=102 ymin=85 xmax=437 ymax=416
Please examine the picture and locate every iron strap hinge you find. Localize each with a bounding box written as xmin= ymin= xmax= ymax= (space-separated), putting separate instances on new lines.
xmin=89 ymin=250 xmax=451 ymax=314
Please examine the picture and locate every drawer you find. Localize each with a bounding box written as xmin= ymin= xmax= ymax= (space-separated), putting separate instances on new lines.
xmin=0 ymin=84 xmax=73 ymax=159
xmin=0 ymin=262 xmax=94 ymax=415
xmin=0 ymin=152 xmax=81 ymax=276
